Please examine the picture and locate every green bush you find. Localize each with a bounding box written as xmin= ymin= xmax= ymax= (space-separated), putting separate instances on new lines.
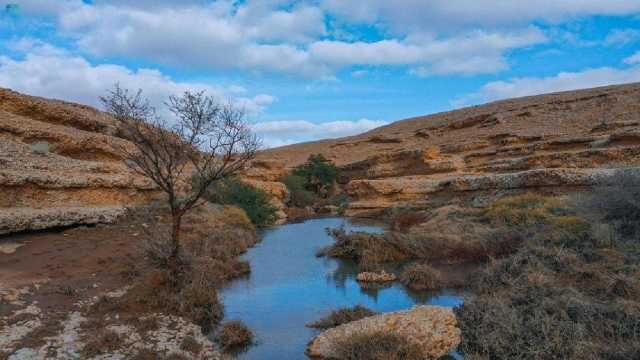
xmin=292 ymin=154 xmax=339 ymax=197
xmin=205 ymin=177 xmax=277 ymax=227
xmin=282 ymin=174 xmax=317 ymax=207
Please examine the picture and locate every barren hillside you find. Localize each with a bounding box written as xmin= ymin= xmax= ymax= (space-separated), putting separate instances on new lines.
xmin=260 ymin=83 xmax=640 ymax=216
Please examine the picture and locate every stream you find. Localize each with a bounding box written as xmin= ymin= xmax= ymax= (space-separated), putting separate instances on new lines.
xmin=219 ymin=217 xmax=464 ymax=359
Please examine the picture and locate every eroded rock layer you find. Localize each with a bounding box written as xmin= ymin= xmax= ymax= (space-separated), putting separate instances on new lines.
xmin=0 ymin=88 xmax=159 ymax=234
xmin=260 ymin=83 xmax=640 ymax=216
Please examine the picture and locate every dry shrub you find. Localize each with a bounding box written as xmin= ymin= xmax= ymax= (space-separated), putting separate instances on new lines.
xmin=325 ymin=219 xmax=523 ymax=268
xmin=216 ymin=320 xmax=254 ymax=351
xmin=390 ymin=210 xmax=427 ymax=232
xmin=80 ymin=329 xmax=124 ymax=357
xmin=485 ymin=193 xmax=565 ymax=227
xmin=306 ymin=305 xmax=377 ymax=329
xmin=180 ymin=335 xmax=202 ymax=354
xmin=456 ymin=194 xmax=640 ymax=359
xmin=331 ymin=331 xmax=425 ymax=360
xmin=400 ymin=263 xmax=442 ymax=291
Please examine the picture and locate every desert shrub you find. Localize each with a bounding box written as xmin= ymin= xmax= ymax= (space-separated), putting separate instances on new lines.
xmin=400 ymin=263 xmax=442 ymax=291
xmin=575 ymin=168 xmax=640 ymax=243
xmin=204 ymin=177 xmax=277 ymax=227
xmin=331 ymin=331 xmax=425 ymax=360
xmin=216 ymin=320 xmax=254 ymax=351
xmin=306 ymin=305 xmax=377 ymax=329
xmin=180 ymin=335 xmax=202 ymax=354
xmin=282 ymin=174 xmax=317 ymax=207
xmin=81 ymin=330 xmax=124 ymax=357
xmin=484 ymin=193 xmax=566 ymax=227
xmin=389 ymin=210 xmax=427 ymax=232
xmin=324 ymin=224 xmax=524 ymax=268
xmin=292 ymin=154 xmax=339 ymax=197
xmin=456 ymin=193 xmax=640 ymax=359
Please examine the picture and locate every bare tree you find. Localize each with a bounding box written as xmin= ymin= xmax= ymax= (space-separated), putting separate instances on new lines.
xmin=101 ymin=84 xmax=259 ymax=267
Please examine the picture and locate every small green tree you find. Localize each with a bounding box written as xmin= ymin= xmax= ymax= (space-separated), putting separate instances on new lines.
xmin=292 ymin=154 xmax=339 ymax=197
xmin=281 ymin=174 xmax=317 ymax=207
xmin=205 ymin=177 xmax=278 ymax=227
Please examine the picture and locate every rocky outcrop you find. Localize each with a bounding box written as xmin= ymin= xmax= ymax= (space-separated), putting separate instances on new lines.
xmin=0 ymin=88 xmax=293 ymax=233
xmin=260 ymin=83 xmax=640 ymax=216
xmin=0 ymin=207 xmax=126 ymax=235
xmin=307 ymin=305 xmax=460 ymax=359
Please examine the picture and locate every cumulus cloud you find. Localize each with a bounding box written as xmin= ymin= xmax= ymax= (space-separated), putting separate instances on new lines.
xmin=321 ymin=0 xmax=640 ymax=34
xmin=252 ymin=118 xmax=388 ymax=148
xmin=459 ymin=65 xmax=640 ymax=105
xmin=603 ymin=28 xmax=640 ymax=46
xmin=0 ymin=43 xmax=275 ymax=115
xmin=10 ymin=0 xmax=551 ymax=77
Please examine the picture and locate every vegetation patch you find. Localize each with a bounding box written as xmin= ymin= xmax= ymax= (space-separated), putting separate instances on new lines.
xmin=456 ymin=174 xmax=640 ymax=359
xmin=204 ymin=177 xmax=278 ymax=227
xmin=331 ymin=331 xmax=425 ymax=360
xmin=216 ymin=320 xmax=254 ymax=351
xmin=282 ymin=154 xmax=340 ymax=209
xmin=306 ymin=305 xmax=377 ymax=330
xmin=400 ymin=263 xmax=442 ymax=291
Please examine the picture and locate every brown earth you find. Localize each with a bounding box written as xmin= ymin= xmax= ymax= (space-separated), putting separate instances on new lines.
xmin=260 ymin=82 xmax=640 ymax=216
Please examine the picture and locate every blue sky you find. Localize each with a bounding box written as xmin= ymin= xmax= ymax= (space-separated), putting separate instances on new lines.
xmin=1 ymin=1 xmax=640 ymax=147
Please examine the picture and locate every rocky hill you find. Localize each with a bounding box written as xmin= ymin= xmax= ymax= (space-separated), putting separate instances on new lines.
xmin=2 ymin=83 xmax=639 ymax=234
xmin=260 ymin=82 xmax=640 ymax=216
xmin=0 ymin=88 xmax=285 ymax=234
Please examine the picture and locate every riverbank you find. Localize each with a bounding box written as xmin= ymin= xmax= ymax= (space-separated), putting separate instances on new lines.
xmin=0 ymin=204 xmax=257 ymax=358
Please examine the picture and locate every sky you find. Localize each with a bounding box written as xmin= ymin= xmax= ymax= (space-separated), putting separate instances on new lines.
xmin=1 ymin=1 xmax=640 ymax=148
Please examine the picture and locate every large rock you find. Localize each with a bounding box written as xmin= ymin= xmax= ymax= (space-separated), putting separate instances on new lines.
xmin=0 ymin=206 xmax=126 ymax=235
xmin=307 ymin=305 xmax=460 ymax=359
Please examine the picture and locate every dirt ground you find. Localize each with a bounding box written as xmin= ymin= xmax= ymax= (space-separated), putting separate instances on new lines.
xmin=0 ymin=222 xmax=144 ymax=320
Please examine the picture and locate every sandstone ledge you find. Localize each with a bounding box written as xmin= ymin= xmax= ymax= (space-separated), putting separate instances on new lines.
xmin=0 ymin=207 xmax=126 ymax=235
xmin=307 ymin=305 xmax=460 ymax=359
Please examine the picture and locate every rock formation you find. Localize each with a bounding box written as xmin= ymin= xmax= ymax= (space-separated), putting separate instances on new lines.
xmin=0 ymin=88 xmax=290 ymax=234
xmin=260 ymin=83 xmax=640 ymax=216
xmin=307 ymin=305 xmax=460 ymax=359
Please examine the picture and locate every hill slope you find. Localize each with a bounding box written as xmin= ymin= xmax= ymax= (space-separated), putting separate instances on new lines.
xmin=260 ymin=82 xmax=640 ymax=216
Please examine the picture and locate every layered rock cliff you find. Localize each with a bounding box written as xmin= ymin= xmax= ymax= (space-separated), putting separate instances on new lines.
xmin=3 ymin=83 xmax=640 ymax=233
xmin=0 ymin=88 xmax=292 ymax=234
xmin=260 ymin=83 xmax=640 ymax=216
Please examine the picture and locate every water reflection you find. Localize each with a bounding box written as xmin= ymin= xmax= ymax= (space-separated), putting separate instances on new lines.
xmin=219 ymin=217 xmax=464 ymax=359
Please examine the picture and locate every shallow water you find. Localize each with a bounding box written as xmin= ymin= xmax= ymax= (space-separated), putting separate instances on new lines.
xmin=219 ymin=217 xmax=464 ymax=359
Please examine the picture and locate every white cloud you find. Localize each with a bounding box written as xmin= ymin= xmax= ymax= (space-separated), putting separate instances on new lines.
xmin=0 ymin=43 xmax=275 ymax=115
xmin=11 ymin=0 xmax=550 ymax=77
xmin=604 ymin=28 xmax=640 ymax=46
xmin=460 ymin=65 xmax=640 ymax=104
xmin=252 ymin=118 xmax=388 ymax=148
xmin=322 ymin=0 xmax=640 ymax=34
xmin=308 ymin=27 xmax=546 ymax=76
xmin=624 ymin=51 xmax=640 ymax=65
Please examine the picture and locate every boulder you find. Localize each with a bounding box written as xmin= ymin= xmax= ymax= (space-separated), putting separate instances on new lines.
xmin=307 ymin=305 xmax=460 ymax=359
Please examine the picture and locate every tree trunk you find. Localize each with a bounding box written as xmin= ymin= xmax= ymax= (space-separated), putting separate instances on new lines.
xmin=171 ymin=212 xmax=183 ymax=259
xmin=168 ymin=212 xmax=184 ymax=281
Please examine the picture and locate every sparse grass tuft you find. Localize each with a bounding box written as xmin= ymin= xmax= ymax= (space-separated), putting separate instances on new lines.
xmin=81 ymin=329 xmax=124 ymax=357
xmin=400 ymin=263 xmax=442 ymax=291
xmin=331 ymin=331 xmax=425 ymax=360
xmin=180 ymin=335 xmax=203 ymax=354
xmin=306 ymin=305 xmax=377 ymax=329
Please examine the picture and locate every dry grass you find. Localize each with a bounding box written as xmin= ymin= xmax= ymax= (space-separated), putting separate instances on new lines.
xmin=400 ymin=263 xmax=442 ymax=291
xmin=331 ymin=331 xmax=425 ymax=360
xmin=80 ymin=329 xmax=124 ymax=357
xmin=389 ymin=210 xmax=427 ymax=232
xmin=306 ymin=305 xmax=377 ymax=329
xmin=456 ymin=192 xmax=640 ymax=359
xmin=216 ymin=320 xmax=254 ymax=351
xmin=180 ymin=335 xmax=202 ymax=354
